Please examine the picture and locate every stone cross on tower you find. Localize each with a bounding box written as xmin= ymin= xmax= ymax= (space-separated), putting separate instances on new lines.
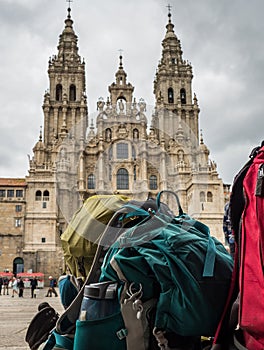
xmin=167 ymin=3 xmax=172 ymax=14
xmin=66 ymin=0 xmax=73 ymax=9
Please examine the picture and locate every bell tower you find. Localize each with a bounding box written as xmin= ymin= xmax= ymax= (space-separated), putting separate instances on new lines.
xmin=153 ymin=9 xmax=199 ymax=146
xmin=24 ymin=7 xmax=88 ymax=279
xmin=43 ymin=7 xmax=87 ymax=150
xmin=108 ymin=54 xmax=134 ymax=105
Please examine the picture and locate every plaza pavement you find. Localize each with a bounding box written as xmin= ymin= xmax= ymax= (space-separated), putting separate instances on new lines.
xmin=0 ymin=287 xmax=64 ymax=349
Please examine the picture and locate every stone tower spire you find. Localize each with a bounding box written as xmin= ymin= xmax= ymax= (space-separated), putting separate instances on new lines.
xmin=108 ymin=54 xmax=134 ymax=105
xmin=42 ymin=7 xmax=88 ymax=153
xmin=153 ymin=10 xmax=199 ymax=146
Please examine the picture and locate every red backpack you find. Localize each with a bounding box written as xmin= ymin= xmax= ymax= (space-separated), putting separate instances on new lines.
xmin=213 ymin=142 xmax=264 ymax=350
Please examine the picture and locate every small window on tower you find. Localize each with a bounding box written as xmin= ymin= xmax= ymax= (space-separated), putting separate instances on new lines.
xmin=56 ymin=84 xmax=62 ymax=101
xmin=207 ymin=191 xmax=213 ymax=202
xmin=69 ymin=84 xmax=76 ymax=101
xmin=87 ymin=174 xmax=95 ymax=189
xmin=180 ymin=88 xmax=186 ymax=104
xmin=35 ymin=190 xmax=42 ymax=201
xmin=200 ymin=191 xmax=205 ymax=202
xmin=172 ymin=58 xmax=176 ymax=64
xmin=168 ymin=88 xmax=174 ymax=103
xmin=149 ymin=175 xmax=158 ymax=190
xmin=43 ymin=190 xmax=49 ymax=201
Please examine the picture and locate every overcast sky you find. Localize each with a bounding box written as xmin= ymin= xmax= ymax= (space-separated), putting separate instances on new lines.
xmin=0 ymin=0 xmax=263 ymax=185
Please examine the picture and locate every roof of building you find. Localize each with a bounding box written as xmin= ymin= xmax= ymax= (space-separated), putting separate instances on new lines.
xmin=0 ymin=178 xmax=27 ymax=187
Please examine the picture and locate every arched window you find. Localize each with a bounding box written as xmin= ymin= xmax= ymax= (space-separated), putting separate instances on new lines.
xmin=168 ymin=88 xmax=174 ymax=103
xmin=35 ymin=190 xmax=42 ymax=201
xmin=56 ymin=84 xmax=62 ymax=101
xmin=180 ymin=88 xmax=186 ymax=104
xmin=69 ymin=84 xmax=76 ymax=101
xmin=207 ymin=191 xmax=213 ymax=202
xmin=149 ymin=175 xmax=158 ymax=190
xmin=43 ymin=190 xmax=50 ymax=201
xmin=117 ymin=168 xmax=129 ymax=190
xmin=87 ymin=174 xmax=95 ymax=189
xmin=200 ymin=191 xmax=205 ymax=202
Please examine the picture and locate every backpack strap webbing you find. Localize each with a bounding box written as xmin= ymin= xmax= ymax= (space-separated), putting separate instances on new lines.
xmin=110 ymin=257 xmax=148 ymax=350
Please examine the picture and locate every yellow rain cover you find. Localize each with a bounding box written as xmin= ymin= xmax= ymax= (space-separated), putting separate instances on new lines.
xmin=61 ymin=195 xmax=130 ymax=278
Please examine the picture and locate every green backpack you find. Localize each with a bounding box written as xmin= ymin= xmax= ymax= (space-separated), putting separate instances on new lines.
xmin=71 ymin=191 xmax=233 ymax=350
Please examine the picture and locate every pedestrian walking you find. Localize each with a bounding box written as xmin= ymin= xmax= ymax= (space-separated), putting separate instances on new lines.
xmin=3 ymin=277 xmax=9 ymax=295
xmin=11 ymin=277 xmax=18 ymax=297
xmin=0 ymin=277 xmax=3 ymax=295
xmin=17 ymin=278 xmax=25 ymax=297
xmin=46 ymin=276 xmax=58 ymax=297
xmin=30 ymin=277 xmax=38 ymax=298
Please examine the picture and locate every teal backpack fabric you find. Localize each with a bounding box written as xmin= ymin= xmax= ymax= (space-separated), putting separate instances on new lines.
xmin=58 ymin=275 xmax=79 ymax=309
xmin=99 ymin=191 xmax=234 ymax=338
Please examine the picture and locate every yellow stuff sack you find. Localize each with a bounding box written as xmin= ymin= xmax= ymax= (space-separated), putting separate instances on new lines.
xmin=61 ymin=195 xmax=130 ymax=278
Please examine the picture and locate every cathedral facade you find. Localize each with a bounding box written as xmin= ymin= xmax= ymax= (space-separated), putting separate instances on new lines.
xmin=0 ymin=8 xmax=229 ymax=279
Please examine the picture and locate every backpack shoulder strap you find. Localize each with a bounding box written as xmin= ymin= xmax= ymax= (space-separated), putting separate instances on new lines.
xmin=230 ymin=144 xmax=261 ymax=240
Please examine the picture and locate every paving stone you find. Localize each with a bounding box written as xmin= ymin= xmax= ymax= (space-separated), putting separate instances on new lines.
xmin=0 ymin=287 xmax=64 ymax=349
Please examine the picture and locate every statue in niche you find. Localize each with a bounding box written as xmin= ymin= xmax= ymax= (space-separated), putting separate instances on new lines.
xmin=97 ymin=97 xmax=105 ymax=112
xmin=177 ymin=149 xmax=186 ymax=169
xmin=105 ymin=128 xmax=112 ymax=142
xmin=118 ymin=98 xmax=125 ymax=114
xmin=178 ymin=150 xmax=184 ymax=161
xmin=133 ymin=129 xmax=139 ymax=139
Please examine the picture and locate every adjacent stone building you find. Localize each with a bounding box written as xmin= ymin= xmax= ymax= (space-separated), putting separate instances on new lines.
xmin=0 ymin=8 xmax=229 ymax=279
xmin=0 ymin=179 xmax=26 ymax=273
